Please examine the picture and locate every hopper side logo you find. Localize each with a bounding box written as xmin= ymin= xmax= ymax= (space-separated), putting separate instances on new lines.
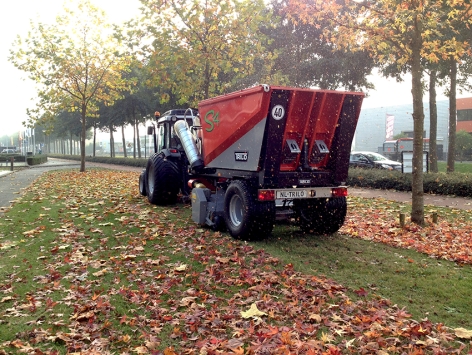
xmin=235 ymin=151 xmax=248 ymax=162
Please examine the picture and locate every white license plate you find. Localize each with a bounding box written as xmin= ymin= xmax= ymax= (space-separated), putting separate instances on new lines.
xmin=276 ymin=189 xmax=309 ymax=199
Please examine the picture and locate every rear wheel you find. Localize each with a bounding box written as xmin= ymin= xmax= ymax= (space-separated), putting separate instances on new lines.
xmin=147 ymin=153 xmax=180 ymax=205
xmin=294 ymin=197 xmax=347 ymax=235
xmin=224 ymin=180 xmax=275 ymax=241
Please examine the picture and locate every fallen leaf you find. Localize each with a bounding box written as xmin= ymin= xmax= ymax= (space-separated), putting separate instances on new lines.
xmin=241 ymin=302 xmax=267 ymax=319
xmin=174 ymin=264 xmax=188 ymax=272
xmin=454 ymin=327 xmax=472 ymax=339
xmin=309 ymin=313 xmax=322 ymax=323
xmin=92 ymin=268 xmax=108 ymax=277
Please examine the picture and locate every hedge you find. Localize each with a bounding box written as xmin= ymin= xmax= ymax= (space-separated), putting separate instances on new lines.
xmin=0 ymin=154 xmax=26 ymax=162
xmin=27 ymin=155 xmax=48 ymax=166
xmin=347 ymin=168 xmax=472 ymax=198
xmin=47 ymin=155 xmax=472 ymax=198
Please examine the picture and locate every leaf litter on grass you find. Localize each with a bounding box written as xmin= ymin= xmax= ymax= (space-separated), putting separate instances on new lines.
xmin=342 ymin=197 xmax=472 ymax=265
xmin=0 ymin=170 xmax=471 ymax=354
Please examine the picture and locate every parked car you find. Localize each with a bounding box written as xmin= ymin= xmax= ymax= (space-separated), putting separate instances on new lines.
xmin=350 ymin=151 xmax=402 ymax=171
xmin=1 ymin=149 xmax=16 ymax=154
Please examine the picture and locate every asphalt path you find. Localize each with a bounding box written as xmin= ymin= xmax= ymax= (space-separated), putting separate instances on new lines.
xmin=0 ymin=158 xmax=471 ymax=212
xmin=0 ymin=159 xmax=79 ymax=212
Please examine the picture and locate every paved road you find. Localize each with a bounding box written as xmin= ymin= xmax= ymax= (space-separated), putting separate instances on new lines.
xmin=1 ymin=158 xmax=471 ymax=212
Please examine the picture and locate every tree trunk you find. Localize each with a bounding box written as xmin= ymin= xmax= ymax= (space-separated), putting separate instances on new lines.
xmin=80 ymin=103 xmax=86 ymax=172
xmin=93 ymin=125 xmax=97 ymax=157
xmin=447 ymin=59 xmax=457 ymax=173
xmin=136 ymin=121 xmax=142 ymax=159
xmin=70 ymin=133 xmax=73 ymax=156
xmin=429 ymin=70 xmax=438 ymax=173
xmin=410 ymin=24 xmax=425 ymax=225
xmin=133 ymin=121 xmax=137 ymax=159
xmin=122 ymin=126 xmax=127 ymax=158
xmin=109 ymin=127 xmax=115 ymax=158
xmin=204 ymin=59 xmax=210 ymax=99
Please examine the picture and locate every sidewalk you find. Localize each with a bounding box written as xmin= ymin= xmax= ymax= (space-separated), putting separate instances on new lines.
xmin=0 ymin=162 xmax=27 ymax=177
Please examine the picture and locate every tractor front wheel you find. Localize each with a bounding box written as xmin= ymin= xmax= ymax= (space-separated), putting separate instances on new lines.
xmin=294 ymin=197 xmax=347 ymax=235
xmin=139 ymin=170 xmax=147 ymax=196
xmin=224 ymin=180 xmax=275 ymax=241
xmin=147 ymin=153 xmax=180 ymax=205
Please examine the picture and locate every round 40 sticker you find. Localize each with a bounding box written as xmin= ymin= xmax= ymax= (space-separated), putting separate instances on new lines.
xmin=271 ymin=105 xmax=285 ymax=120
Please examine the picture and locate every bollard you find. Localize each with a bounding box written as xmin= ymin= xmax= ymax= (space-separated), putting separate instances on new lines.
xmin=399 ymin=213 xmax=405 ymax=228
xmin=10 ymin=157 xmax=14 ymax=171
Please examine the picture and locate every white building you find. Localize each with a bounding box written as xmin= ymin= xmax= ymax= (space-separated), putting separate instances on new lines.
xmin=353 ymin=100 xmax=450 ymax=159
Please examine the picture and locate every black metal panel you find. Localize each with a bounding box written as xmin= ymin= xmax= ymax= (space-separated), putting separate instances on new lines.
xmin=277 ymin=171 xmax=333 ymax=188
xmin=327 ymin=94 xmax=363 ymax=184
xmin=258 ymin=90 xmax=291 ymax=188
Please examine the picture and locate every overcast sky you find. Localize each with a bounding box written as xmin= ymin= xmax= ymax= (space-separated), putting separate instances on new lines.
xmin=0 ymin=0 xmax=462 ymax=137
xmin=0 ymin=0 xmax=141 ymax=136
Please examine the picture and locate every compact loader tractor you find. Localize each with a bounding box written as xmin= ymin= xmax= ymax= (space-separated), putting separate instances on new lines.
xmin=139 ymin=85 xmax=364 ymax=240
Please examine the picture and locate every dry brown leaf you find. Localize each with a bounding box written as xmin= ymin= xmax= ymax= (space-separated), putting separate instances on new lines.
xmin=454 ymin=327 xmax=472 ymax=339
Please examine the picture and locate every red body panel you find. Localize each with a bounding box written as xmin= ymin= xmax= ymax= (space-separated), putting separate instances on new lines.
xmin=198 ymin=86 xmax=271 ymax=166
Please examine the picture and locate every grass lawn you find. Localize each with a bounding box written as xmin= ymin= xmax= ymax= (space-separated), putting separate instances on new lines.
xmin=0 ymin=169 xmax=471 ymax=354
xmin=437 ymin=160 xmax=472 ymax=173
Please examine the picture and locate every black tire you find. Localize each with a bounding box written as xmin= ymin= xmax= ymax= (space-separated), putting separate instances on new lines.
xmin=223 ymin=180 xmax=275 ymax=241
xmin=147 ymin=153 xmax=180 ymax=205
xmin=139 ymin=170 xmax=147 ymax=196
xmin=211 ymin=215 xmax=226 ymax=232
xmin=294 ymin=197 xmax=347 ymax=235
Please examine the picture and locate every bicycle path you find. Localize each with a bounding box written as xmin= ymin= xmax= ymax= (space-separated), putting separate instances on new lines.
xmin=0 ymin=158 xmax=471 ymax=212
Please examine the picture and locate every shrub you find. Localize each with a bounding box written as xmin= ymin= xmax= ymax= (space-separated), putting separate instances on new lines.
xmin=27 ymin=155 xmax=48 ymax=166
xmin=0 ymin=154 xmax=25 ymax=162
xmin=347 ymin=168 xmax=472 ymax=197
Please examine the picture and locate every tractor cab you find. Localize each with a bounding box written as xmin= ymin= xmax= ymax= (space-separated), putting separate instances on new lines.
xmin=150 ymin=109 xmax=199 ymax=153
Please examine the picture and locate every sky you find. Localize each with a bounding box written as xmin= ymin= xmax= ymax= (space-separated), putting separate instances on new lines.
xmin=0 ymin=1 xmax=467 ymax=137
xmin=0 ymin=0 xmax=141 ymax=136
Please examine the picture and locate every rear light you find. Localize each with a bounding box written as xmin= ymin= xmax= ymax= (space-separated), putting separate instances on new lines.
xmin=258 ymin=189 xmax=275 ymax=201
xmin=169 ymin=149 xmax=179 ymax=153
xmin=332 ymin=187 xmax=348 ymax=197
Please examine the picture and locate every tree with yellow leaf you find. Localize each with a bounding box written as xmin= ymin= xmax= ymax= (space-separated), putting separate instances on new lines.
xmin=136 ymin=0 xmax=274 ymax=105
xmin=9 ymin=0 xmax=133 ymax=172
xmin=287 ymin=0 xmax=472 ymax=225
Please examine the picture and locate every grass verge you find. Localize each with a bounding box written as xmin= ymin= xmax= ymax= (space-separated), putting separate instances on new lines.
xmin=437 ymin=161 xmax=472 ymax=173
xmin=0 ymin=169 xmax=471 ymax=354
